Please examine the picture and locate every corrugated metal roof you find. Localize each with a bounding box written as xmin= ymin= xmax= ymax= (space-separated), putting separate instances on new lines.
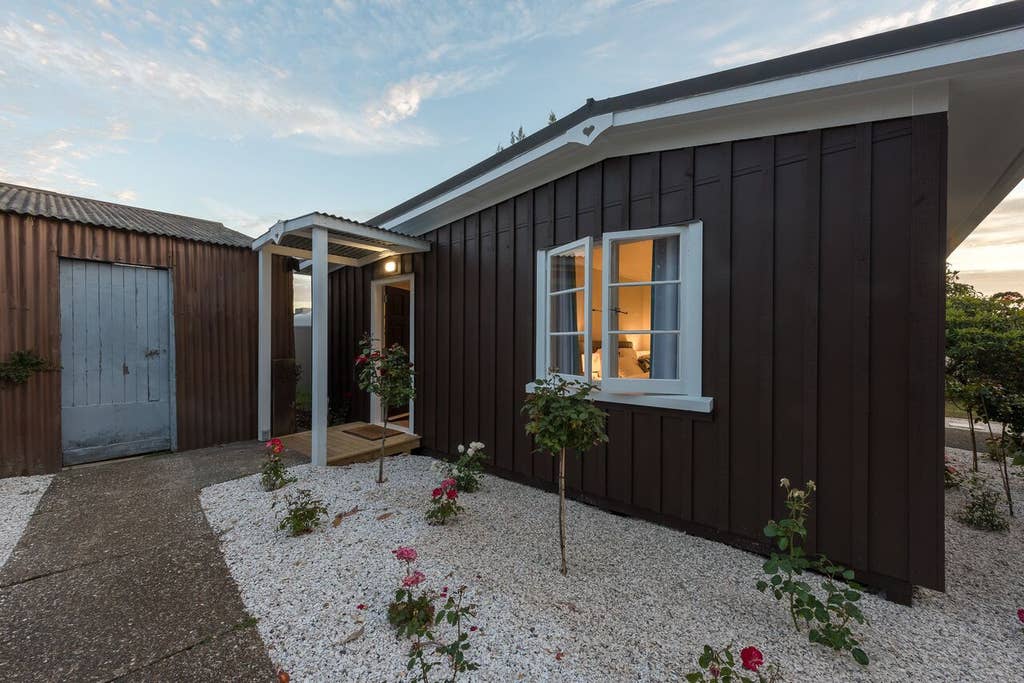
xmin=0 ymin=181 xmax=252 ymax=248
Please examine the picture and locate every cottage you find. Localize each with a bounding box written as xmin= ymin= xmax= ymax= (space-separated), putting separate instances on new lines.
xmin=252 ymin=4 xmax=1024 ymax=602
xmin=0 ymin=182 xmax=294 ymax=476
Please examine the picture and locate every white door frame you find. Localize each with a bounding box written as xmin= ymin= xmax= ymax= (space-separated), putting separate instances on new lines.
xmin=370 ymin=273 xmax=415 ymax=434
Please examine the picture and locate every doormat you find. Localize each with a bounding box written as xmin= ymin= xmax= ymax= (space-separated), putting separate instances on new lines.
xmin=344 ymin=424 xmax=404 ymax=441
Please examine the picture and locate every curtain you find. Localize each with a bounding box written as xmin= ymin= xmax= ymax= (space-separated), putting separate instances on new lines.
xmin=650 ymin=236 xmax=680 ymax=379
xmin=551 ymin=253 xmax=582 ymax=375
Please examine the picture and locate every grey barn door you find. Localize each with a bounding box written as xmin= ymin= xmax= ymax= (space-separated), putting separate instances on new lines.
xmin=60 ymin=260 xmax=175 ymax=465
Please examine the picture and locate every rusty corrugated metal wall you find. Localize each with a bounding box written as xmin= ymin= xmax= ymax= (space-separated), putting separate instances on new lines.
xmin=0 ymin=212 xmax=293 ymax=476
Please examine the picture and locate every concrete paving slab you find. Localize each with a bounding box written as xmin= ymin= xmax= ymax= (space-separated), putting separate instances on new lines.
xmin=0 ymin=441 xmax=302 ymax=681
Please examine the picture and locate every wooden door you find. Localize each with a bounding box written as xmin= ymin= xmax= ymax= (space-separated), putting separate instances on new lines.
xmin=59 ymin=260 xmax=174 ymax=465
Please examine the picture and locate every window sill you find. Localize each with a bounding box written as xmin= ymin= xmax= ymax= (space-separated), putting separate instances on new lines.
xmin=524 ymin=382 xmax=714 ymax=413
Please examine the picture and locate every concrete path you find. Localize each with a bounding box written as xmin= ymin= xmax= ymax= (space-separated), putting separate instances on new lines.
xmin=0 ymin=442 xmax=302 ymax=682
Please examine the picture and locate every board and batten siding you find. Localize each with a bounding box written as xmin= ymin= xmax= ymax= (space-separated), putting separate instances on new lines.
xmin=0 ymin=213 xmax=295 ymax=476
xmin=329 ymin=114 xmax=947 ymax=601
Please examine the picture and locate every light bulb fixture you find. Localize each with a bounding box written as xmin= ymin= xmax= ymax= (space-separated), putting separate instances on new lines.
xmin=383 ymin=260 xmax=397 ymax=273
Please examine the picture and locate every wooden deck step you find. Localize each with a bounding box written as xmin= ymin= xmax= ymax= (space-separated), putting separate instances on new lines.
xmin=279 ymin=421 xmax=421 ymax=466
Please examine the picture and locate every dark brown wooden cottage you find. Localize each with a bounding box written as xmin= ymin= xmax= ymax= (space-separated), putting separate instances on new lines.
xmin=269 ymin=5 xmax=1024 ymax=603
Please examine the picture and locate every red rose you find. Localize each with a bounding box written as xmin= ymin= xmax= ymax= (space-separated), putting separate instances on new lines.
xmin=469 ymin=625 xmax=478 ymax=632
xmin=355 ymin=354 xmax=367 ymax=364
xmin=432 ymin=487 xmax=443 ymax=498
xmin=740 ymin=646 xmax=763 ymax=672
xmin=446 ymin=488 xmax=458 ymax=500
xmin=356 ymin=603 xmax=366 ymax=610
xmin=1018 ymin=608 xmax=1024 ymax=624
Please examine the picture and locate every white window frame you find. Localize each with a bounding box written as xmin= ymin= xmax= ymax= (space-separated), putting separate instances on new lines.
xmin=601 ymin=225 xmax=701 ymax=395
xmin=536 ymin=235 xmax=592 ymax=381
xmin=532 ymin=221 xmax=711 ymax=413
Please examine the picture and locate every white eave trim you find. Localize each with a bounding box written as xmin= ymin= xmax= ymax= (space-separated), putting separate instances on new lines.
xmin=251 ymin=211 xmax=431 ymax=260
xmin=380 ymin=26 xmax=1024 ymax=235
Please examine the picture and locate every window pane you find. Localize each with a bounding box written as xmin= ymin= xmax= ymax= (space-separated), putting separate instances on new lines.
xmin=549 ymin=291 xmax=586 ymax=333
xmin=610 ymin=235 xmax=680 ymax=283
xmin=605 ymin=333 xmax=679 ymax=380
xmin=550 ymin=248 xmax=586 ymax=293
xmin=607 ymin=283 xmax=679 ymax=332
xmin=549 ymin=334 xmax=585 ymax=376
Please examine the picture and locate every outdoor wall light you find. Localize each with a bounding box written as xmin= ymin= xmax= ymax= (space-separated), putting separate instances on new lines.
xmin=384 ymin=260 xmax=398 ymax=273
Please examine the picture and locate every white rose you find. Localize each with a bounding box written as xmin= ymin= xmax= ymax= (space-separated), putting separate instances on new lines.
xmin=458 ymin=444 xmax=465 ymax=453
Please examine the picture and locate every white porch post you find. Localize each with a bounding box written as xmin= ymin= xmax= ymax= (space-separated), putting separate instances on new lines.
xmin=311 ymin=226 xmax=328 ymax=466
xmin=257 ymin=248 xmax=272 ymax=441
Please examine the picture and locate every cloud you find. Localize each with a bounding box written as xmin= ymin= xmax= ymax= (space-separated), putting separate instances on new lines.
xmin=197 ymin=197 xmax=280 ymax=237
xmin=0 ymin=120 xmax=131 ymax=191
xmin=113 ymin=189 xmax=136 ymax=202
xmin=188 ymin=32 xmax=208 ymax=52
xmin=949 ymin=181 xmax=1024 ymax=276
xmin=709 ymin=0 xmax=1001 ymax=68
xmin=0 ymin=20 xmax=449 ymax=153
xmin=368 ymin=69 xmax=506 ymax=125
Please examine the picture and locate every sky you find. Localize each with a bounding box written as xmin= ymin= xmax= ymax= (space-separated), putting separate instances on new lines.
xmin=1 ymin=0 xmax=1021 ymax=307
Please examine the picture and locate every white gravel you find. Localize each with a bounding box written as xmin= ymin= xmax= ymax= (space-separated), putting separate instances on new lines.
xmin=201 ymin=448 xmax=1023 ymax=682
xmin=0 ymin=474 xmax=53 ymax=570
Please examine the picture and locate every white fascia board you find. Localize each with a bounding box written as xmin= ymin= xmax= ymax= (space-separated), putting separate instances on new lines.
xmin=252 ymin=212 xmax=432 ymax=253
xmin=381 ymin=27 xmax=1024 ymax=236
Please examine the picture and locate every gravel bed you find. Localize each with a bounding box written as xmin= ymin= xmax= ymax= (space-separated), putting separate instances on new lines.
xmin=201 ymin=448 xmax=1023 ymax=682
xmin=0 ymin=474 xmax=53 ymax=570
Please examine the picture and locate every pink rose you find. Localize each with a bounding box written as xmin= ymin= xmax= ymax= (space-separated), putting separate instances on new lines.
xmin=740 ymin=646 xmax=763 ymax=672
xmin=442 ymin=478 xmax=456 ymax=489
xmin=392 ymin=546 xmax=417 ymax=563
xmin=402 ymin=570 xmax=425 ymax=588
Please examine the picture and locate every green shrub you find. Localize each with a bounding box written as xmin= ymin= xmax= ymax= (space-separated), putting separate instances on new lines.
xmin=0 ymin=350 xmax=56 ymax=387
xmin=959 ymin=474 xmax=1009 ymax=531
xmin=756 ymin=479 xmax=869 ymax=667
xmin=276 ymin=489 xmax=328 ymax=536
xmin=522 ymin=374 xmax=608 ymax=575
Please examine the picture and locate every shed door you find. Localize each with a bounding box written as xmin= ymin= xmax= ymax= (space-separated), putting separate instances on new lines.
xmin=60 ymin=260 xmax=175 ymax=465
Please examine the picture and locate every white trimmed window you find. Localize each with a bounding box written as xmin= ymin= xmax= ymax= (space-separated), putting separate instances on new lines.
xmin=534 ymin=222 xmax=709 ymax=412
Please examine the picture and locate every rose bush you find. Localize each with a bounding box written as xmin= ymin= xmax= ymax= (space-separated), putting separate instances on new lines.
xmin=385 ymin=546 xmax=480 ymax=681
xmin=260 ymin=438 xmax=296 ymax=491
xmin=756 ymin=479 xmax=869 ymax=666
xmin=425 ymin=478 xmax=463 ymax=526
xmin=443 ymin=441 xmax=488 ymax=493
xmin=685 ymin=644 xmax=782 ymax=682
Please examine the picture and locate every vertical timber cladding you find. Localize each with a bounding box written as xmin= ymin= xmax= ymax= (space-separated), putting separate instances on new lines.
xmin=326 ymin=114 xmax=947 ymax=598
xmin=0 ymin=214 xmax=294 ymax=476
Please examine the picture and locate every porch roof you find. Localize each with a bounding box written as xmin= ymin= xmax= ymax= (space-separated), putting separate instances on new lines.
xmin=251 ymin=211 xmax=430 ymax=267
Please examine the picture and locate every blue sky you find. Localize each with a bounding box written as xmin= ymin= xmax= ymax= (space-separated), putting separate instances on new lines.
xmin=1 ymin=0 xmax=1021 ymax=301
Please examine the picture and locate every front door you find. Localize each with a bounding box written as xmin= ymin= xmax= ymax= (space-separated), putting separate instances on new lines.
xmin=371 ymin=276 xmax=413 ymax=432
xmin=60 ymin=260 xmax=175 ymax=465
xmin=383 ymin=285 xmax=411 ymax=425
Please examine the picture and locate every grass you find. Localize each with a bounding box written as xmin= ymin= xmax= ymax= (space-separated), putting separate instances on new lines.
xmin=945 ymin=401 xmax=970 ymax=420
